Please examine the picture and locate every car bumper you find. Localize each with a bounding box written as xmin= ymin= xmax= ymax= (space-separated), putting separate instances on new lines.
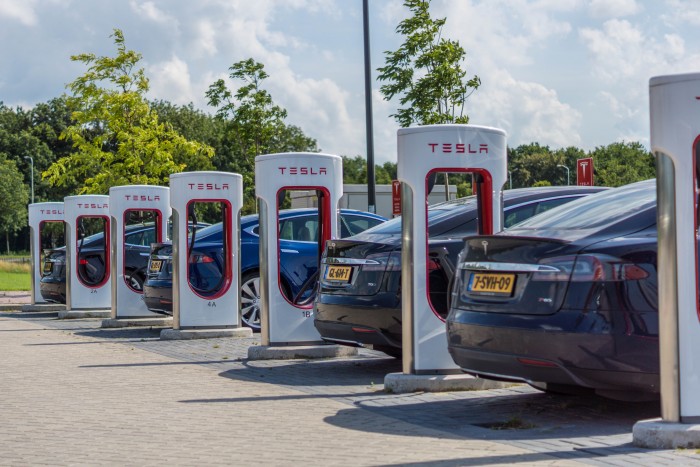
xmin=143 ymin=284 xmax=173 ymax=315
xmin=314 ymin=298 xmax=402 ymax=349
xmin=446 ymin=317 xmax=659 ymax=394
xmin=40 ymin=279 xmax=66 ymax=304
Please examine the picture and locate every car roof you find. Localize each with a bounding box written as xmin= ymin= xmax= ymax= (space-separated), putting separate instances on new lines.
xmin=240 ymin=208 xmax=385 ymax=225
xmin=503 ymin=179 xmax=655 ymax=241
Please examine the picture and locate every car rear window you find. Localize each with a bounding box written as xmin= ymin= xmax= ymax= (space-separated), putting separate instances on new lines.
xmin=507 ymin=179 xmax=656 ymax=233
xmin=361 ymin=196 xmax=478 ymax=235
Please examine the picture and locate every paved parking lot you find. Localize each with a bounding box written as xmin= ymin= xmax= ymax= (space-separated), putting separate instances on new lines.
xmin=1 ymin=306 xmax=698 ymax=466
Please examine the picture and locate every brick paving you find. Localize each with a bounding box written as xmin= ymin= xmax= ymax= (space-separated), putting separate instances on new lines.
xmin=1 ymin=306 xmax=699 ymax=466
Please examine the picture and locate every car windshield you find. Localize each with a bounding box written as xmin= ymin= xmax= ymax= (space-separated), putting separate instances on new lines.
xmin=361 ymin=196 xmax=478 ymax=235
xmin=508 ymin=179 xmax=656 ymax=233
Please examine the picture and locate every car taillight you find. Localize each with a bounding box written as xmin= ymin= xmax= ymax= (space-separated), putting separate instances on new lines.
xmin=428 ymin=257 xmax=442 ymax=271
xmin=79 ymin=258 xmax=89 ymax=265
xmin=532 ymin=255 xmax=649 ymax=282
xmin=189 ymin=254 xmax=215 ymax=264
xmin=361 ymin=253 xmax=400 ymax=272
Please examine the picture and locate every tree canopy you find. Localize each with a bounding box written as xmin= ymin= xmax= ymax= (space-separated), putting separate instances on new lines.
xmin=206 ymin=58 xmax=318 ymax=212
xmin=0 ymin=156 xmax=29 ymax=253
xmin=377 ymin=0 xmax=480 ymax=127
xmin=43 ymin=29 xmax=214 ymax=194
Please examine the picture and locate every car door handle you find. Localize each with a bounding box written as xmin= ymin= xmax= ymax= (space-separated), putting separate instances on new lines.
xmin=280 ymin=249 xmax=299 ymax=254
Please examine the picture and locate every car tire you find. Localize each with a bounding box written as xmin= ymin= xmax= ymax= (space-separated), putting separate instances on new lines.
xmin=125 ymin=271 xmax=144 ymax=291
xmin=240 ymin=271 xmax=261 ymax=331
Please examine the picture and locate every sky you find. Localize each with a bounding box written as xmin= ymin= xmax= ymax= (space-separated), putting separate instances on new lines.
xmin=2 ymin=0 xmax=700 ymax=165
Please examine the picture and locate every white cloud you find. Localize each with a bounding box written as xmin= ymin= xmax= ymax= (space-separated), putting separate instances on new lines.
xmin=579 ymin=20 xmax=693 ymax=83
xmin=661 ymin=0 xmax=700 ymax=27
xmin=148 ymin=56 xmax=195 ymax=105
xmin=191 ymin=19 xmax=218 ymax=57
xmin=438 ymin=0 xmax=574 ymax=69
xmin=470 ymin=69 xmax=582 ymax=149
xmin=129 ymin=1 xmax=176 ymax=24
xmin=0 ymin=0 xmax=38 ymax=26
xmin=588 ymin=0 xmax=641 ymax=18
xmin=269 ymin=70 xmax=362 ymax=156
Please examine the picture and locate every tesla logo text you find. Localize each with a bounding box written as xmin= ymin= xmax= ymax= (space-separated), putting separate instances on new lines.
xmin=77 ymin=203 xmax=108 ymax=209
xmin=39 ymin=209 xmax=64 ymax=215
xmin=277 ymin=167 xmax=328 ymax=175
xmin=187 ymin=183 xmax=230 ymax=190
xmin=428 ymin=143 xmax=488 ymax=154
xmin=579 ymin=161 xmax=589 ymax=176
xmin=124 ymin=195 xmax=161 ymax=202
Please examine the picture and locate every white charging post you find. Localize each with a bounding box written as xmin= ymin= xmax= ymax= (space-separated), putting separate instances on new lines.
xmin=162 ymin=172 xmax=251 ymax=339
xmin=395 ymin=125 xmax=507 ymax=380
xmin=64 ymin=195 xmax=111 ymax=313
xmin=633 ymin=73 xmax=700 ymax=448
xmin=108 ymin=185 xmax=170 ymax=320
xmin=250 ymin=152 xmax=356 ymax=357
xmin=27 ymin=202 xmax=64 ymax=306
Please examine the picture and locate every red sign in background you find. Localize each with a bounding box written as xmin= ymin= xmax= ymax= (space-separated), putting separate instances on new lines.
xmin=577 ymin=158 xmax=594 ymax=186
xmin=392 ymin=180 xmax=401 ymax=215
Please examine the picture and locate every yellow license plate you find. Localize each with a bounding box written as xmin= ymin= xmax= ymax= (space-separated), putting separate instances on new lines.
xmin=324 ymin=265 xmax=352 ymax=282
xmin=468 ymin=273 xmax=515 ymax=295
xmin=149 ymin=260 xmax=162 ymax=273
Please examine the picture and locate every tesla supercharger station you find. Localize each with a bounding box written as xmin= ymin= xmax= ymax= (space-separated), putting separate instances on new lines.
xmin=170 ymin=172 xmax=243 ymax=329
xmin=648 ymin=73 xmax=700 ymax=425
xmin=109 ymin=185 xmax=170 ymax=318
xmin=256 ymin=153 xmax=343 ymax=345
xmin=28 ymin=202 xmax=64 ymax=305
xmin=399 ymin=124 xmax=507 ymax=374
xmin=64 ymin=195 xmax=111 ymax=310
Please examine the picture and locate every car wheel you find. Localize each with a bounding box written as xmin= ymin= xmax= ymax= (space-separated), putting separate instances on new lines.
xmin=125 ymin=272 xmax=144 ymax=291
xmin=240 ymin=271 xmax=261 ymax=331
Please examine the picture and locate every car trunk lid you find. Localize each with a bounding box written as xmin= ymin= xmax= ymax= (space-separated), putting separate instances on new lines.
xmin=452 ymin=235 xmax=578 ymax=315
xmin=319 ymin=239 xmax=399 ymax=296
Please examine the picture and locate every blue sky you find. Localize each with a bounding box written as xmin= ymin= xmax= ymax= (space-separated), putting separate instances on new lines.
xmin=2 ymin=0 xmax=700 ymax=164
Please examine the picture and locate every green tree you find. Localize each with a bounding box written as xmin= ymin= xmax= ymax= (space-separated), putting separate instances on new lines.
xmin=44 ymin=29 xmax=213 ymax=194
xmin=206 ymin=58 xmax=288 ymax=159
xmin=377 ymin=0 xmax=480 ymax=127
xmin=206 ymin=58 xmax=318 ymax=212
xmin=0 ymin=156 xmax=29 ymax=253
xmin=589 ymin=141 xmax=655 ymax=187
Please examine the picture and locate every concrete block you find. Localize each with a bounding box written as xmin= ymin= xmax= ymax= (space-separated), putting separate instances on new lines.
xmin=101 ymin=317 xmax=173 ymax=328
xmin=160 ymin=327 xmax=253 ymax=340
xmin=58 ymin=309 xmax=111 ymax=319
xmin=383 ymin=372 xmax=516 ymax=394
xmin=633 ymin=418 xmax=700 ymax=449
xmin=20 ymin=304 xmax=65 ymax=312
xmin=247 ymin=344 xmax=358 ymax=360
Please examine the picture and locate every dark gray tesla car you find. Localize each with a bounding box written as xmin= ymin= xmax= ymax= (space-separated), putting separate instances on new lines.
xmin=446 ymin=179 xmax=659 ymax=400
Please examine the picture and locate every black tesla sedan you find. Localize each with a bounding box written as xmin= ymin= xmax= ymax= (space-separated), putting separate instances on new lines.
xmin=39 ymin=222 xmax=209 ymax=303
xmin=446 ymin=179 xmax=658 ymax=400
xmin=313 ymin=185 xmax=606 ymax=357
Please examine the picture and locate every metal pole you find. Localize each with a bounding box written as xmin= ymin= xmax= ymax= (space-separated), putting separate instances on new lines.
xmin=25 ymin=156 xmax=34 ymax=203
xmin=363 ymin=0 xmax=376 ymax=213
xmin=656 ymin=153 xmax=680 ymax=422
xmin=557 ymin=164 xmax=570 ymax=185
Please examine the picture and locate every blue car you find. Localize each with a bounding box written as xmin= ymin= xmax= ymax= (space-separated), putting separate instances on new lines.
xmin=143 ymin=208 xmax=386 ymax=330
